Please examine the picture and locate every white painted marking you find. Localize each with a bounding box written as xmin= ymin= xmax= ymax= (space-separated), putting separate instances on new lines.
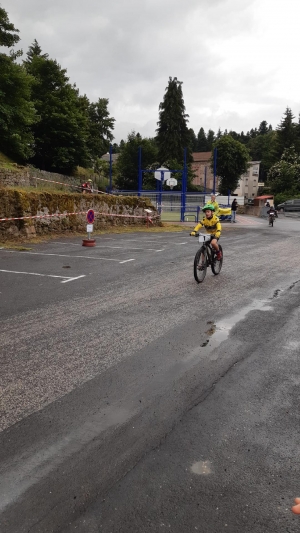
xmin=51 ymin=242 xmax=80 ymax=246
xmin=95 ymin=245 xmax=164 ymax=252
xmin=0 ymin=269 xmax=85 ymax=283
xmin=119 ymin=259 xmax=135 ymax=264
xmin=174 ymin=242 xmax=187 ymax=245
xmin=0 ymin=250 xmax=120 ymax=262
xmin=61 ymin=275 xmax=86 ymax=283
xmin=98 ymin=238 xmax=177 ymax=245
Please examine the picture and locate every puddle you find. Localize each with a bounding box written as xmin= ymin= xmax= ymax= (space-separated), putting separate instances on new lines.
xmin=191 ymin=460 xmax=212 ymax=475
xmin=200 ymin=300 xmax=274 ymax=356
xmin=205 ymin=324 xmax=216 ymax=336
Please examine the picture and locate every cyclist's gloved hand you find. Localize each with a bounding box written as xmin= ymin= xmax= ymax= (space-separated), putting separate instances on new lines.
xmin=190 ymin=231 xmax=196 ymax=236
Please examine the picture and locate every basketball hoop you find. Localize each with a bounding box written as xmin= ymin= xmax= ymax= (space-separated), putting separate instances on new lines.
xmin=166 ymin=177 xmax=177 ymax=190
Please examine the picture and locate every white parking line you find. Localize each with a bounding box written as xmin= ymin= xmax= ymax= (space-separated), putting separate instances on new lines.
xmin=0 ymin=269 xmax=85 ymax=283
xmin=61 ymin=275 xmax=86 ymax=283
xmin=93 ymin=245 xmax=164 ymax=252
xmin=119 ymin=259 xmax=135 ymax=264
xmin=97 ymin=238 xmax=181 ymax=245
xmin=0 ymin=250 xmax=121 ymax=262
xmin=51 ymin=241 xmax=163 ymax=250
xmin=0 ymin=249 xmax=135 ymax=265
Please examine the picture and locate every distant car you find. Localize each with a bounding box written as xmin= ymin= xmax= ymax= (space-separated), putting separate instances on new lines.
xmin=277 ymin=199 xmax=300 ymax=212
xmin=247 ymin=198 xmax=254 ymax=205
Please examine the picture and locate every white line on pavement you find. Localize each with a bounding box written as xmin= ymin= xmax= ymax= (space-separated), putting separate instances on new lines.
xmin=93 ymin=245 xmax=165 ymax=252
xmin=51 ymin=241 xmax=165 ymax=250
xmin=119 ymin=259 xmax=135 ymax=264
xmin=0 ymin=250 xmax=121 ymax=262
xmin=61 ymin=275 xmax=86 ymax=283
xmin=0 ymin=269 xmax=86 ymax=283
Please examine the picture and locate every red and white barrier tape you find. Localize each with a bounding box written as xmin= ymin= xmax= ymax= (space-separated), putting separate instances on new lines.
xmin=31 ymin=176 xmax=106 ymax=194
xmin=0 ymin=211 xmax=158 ymax=222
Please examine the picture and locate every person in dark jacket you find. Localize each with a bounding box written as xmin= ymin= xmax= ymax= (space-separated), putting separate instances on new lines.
xmin=231 ymin=198 xmax=238 ymax=223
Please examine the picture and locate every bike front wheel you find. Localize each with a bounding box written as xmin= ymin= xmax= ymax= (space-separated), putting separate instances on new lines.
xmin=211 ymin=244 xmax=223 ymax=275
xmin=194 ymin=247 xmax=207 ymax=283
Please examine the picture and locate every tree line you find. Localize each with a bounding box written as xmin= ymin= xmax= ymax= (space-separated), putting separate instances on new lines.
xmin=0 ymin=7 xmax=115 ymax=175
xmin=1 ymin=6 xmax=300 ymax=200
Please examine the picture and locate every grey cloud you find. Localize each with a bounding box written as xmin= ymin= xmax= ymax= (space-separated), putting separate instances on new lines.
xmin=5 ymin=0 xmax=300 ymax=142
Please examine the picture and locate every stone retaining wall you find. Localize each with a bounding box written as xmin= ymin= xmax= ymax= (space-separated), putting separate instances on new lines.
xmin=0 ymin=189 xmax=157 ymax=240
xmin=0 ymin=167 xmax=80 ymax=190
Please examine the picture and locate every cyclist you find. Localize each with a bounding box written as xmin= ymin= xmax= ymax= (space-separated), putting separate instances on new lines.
xmin=190 ymin=204 xmax=222 ymax=260
xmin=267 ymin=205 xmax=277 ymax=217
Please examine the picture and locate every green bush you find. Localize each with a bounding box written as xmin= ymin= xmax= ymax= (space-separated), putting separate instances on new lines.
xmin=274 ymin=191 xmax=300 ymax=206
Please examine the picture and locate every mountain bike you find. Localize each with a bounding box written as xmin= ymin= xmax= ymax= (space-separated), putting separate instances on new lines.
xmin=268 ymin=213 xmax=276 ymax=227
xmin=193 ymin=233 xmax=223 ymax=283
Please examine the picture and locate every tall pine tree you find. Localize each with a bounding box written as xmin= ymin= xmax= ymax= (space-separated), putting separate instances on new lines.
xmin=87 ymin=98 xmax=115 ymax=161
xmin=207 ymin=129 xmax=216 ymax=150
xmin=156 ymin=77 xmax=191 ymax=164
xmin=275 ymin=107 xmax=299 ymax=159
xmin=197 ymin=127 xmax=208 ymax=151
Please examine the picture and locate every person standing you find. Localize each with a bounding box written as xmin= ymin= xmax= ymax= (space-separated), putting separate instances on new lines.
xmin=231 ymin=198 xmax=238 ymax=223
xmin=210 ymin=194 xmax=220 ymax=216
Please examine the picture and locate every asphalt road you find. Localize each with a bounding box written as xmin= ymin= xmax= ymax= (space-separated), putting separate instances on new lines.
xmin=0 ymin=214 xmax=300 ymax=532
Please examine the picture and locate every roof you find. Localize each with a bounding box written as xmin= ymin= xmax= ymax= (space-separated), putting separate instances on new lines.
xmin=255 ymin=195 xmax=273 ymax=199
xmin=192 ymin=151 xmax=212 ymax=162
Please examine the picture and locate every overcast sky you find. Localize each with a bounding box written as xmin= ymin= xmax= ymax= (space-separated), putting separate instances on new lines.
xmin=5 ymin=0 xmax=300 ymax=143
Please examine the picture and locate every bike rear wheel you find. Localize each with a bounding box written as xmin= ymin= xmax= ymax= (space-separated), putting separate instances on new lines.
xmin=211 ymin=244 xmax=223 ymax=275
xmin=194 ymin=247 xmax=207 ymax=283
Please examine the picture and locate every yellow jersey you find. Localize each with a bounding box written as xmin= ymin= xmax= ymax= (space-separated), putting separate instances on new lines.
xmin=193 ymin=214 xmax=221 ymax=239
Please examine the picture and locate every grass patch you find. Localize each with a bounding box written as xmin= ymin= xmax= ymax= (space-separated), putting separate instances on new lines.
xmin=0 ymin=152 xmax=23 ymax=172
xmin=0 ymin=243 xmax=32 ymax=250
xmin=0 ymin=223 xmax=188 ymax=247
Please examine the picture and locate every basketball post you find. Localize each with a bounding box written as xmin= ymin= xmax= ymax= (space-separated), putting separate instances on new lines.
xmin=213 ymin=147 xmax=217 ymax=194
xmin=138 ymin=146 xmax=142 ymax=197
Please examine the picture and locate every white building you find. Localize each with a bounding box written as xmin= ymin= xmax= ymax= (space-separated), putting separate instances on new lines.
xmin=234 ymin=161 xmax=261 ymax=199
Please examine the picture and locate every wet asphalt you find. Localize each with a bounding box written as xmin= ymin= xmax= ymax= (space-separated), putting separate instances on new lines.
xmin=0 ymin=215 xmax=300 ymax=532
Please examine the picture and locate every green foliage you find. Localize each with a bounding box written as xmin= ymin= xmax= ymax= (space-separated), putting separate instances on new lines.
xmin=188 ymin=128 xmax=198 ymax=151
xmin=86 ymin=97 xmax=115 ymax=161
xmin=116 ymin=132 xmax=158 ymax=190
xmin=275 ymin=107 xmax=299 ymax=159
xmin=274 ymin=191 xmax=300 ymax=207
xmin=156 ymin=77 xmax=191 ymax=164
xmin=212 ymin=135 xmax=250 ymax=194
xmin=247 ymin=129 xmax=277 ymax=181
xmin=267 ymin=146 xmax=300 ymax=195
xmin=258 ymin=120 xmax=269 ymax=135
xmin=0 ymin=6 xmax=20 ymax=48
xmin=206 ymin=129 xmax=215 ymax=150
xmin=197 ymin=127 xmax=208 ymax=151
xmin=0 ymin=8 xmax=36 ymax=161
xmin=0 ymin=54 xmax=36 ymax=161
xmin=24 ymin=45 xmax=90 ymax=174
